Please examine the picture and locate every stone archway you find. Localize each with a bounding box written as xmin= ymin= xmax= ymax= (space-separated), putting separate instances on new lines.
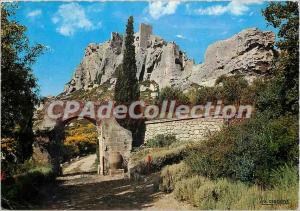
xmin=33 ymin=101 xmax=132 ymax=177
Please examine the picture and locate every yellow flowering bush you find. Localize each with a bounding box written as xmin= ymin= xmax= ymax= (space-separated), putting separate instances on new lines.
xmin=63 ymin=119 xmax=98 ymax=160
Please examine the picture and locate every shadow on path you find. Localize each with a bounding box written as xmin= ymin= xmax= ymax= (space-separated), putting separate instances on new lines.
xmin=33 ymin=175 xmax=161 ymax=210
xmin=62 ymin=171 xmax=97 ymax=177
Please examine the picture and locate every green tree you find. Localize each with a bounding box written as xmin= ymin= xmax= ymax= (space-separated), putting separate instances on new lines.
xmin=114 ymin=16 xmax=142 ymax=146
xmin=262 ymin=1 xmax=299 ymax=114
xmin=1 ymin=4 xmax=44 ymax=162
xmin=114 ymin=16 xmax=139 ymax=104
xmin=215 ymin=75 xmax=249 ymax=105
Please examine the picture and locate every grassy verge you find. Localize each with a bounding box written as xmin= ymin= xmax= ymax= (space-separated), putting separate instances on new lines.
xmin=160 ymin=162 xmax=298 ymax=210
xmin=1 ymin=163 xmax=55 ymax=209
xmin=130 ymin=142 xmax=195 ymax=177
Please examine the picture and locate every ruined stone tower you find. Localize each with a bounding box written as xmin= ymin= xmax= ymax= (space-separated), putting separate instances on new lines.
xmin=139 ymin=23 xmax=152 ymax=49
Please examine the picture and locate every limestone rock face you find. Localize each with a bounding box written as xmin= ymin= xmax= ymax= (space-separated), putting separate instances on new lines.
xmin=63 ymin=25 xmax=276 ymax=94
xmin=189 ymin=28 xmax=276 ymax=86
xmin=64 ymin=23 xmax=194 ymax=94
xmin=64 ymin=33 xmax=123 ymax=94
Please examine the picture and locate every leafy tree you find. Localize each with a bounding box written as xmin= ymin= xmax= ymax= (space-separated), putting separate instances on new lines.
xmin=114 ymin=16 xmax=139 ymax=104
xmin=1 ymin=4 xmax=44 ymax=162
xmin=262 ymin=2 xmax=299 ymax=114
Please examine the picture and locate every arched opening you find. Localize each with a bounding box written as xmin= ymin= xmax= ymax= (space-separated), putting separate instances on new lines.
xmin=40 ymin=116 xmax=133 ymax=177
xmin=60 ymin=118 xmax=100 ymax=176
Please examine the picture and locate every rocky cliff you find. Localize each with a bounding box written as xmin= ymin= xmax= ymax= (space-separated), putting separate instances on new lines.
xmin=188 ymin=28 xmax=276 ymax=86
xmin=63 ymin=23 xmax=276 ymax=94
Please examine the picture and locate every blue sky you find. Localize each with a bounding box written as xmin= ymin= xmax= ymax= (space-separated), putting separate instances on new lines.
xmin=11 ymin=1 xmax=276 ymax=97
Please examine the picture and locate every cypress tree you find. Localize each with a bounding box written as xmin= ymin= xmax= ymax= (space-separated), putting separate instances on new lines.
xmin=114 ymin=16 xmax=139 ymax=104
xmin=114 ymin=16 xmax=144 ymax=147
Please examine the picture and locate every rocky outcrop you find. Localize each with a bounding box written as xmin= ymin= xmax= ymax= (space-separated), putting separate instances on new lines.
xmin=64 ymin=23 xmax=194 ymax=94
xmin=188 ymin=28 xmax=276 ymax=86
xmin=64 ymin=33 xmax=123 ymax=93
xmin=63 ymin=24 xmax=276 ymax=94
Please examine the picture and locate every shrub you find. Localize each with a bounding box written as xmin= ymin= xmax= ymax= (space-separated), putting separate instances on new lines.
xmin=193 ymin=179 xmax=249 ymax=209
xmin=184 ymin=114 xmax=298 ymax=186
xmin=63 ymin=120 xmax=98 ymax=161
xmin=240 ymin=78 xmax=268 ymax=105
xmin=156 ymin=86 xmax=189 ymax=104
xmin=172 ymin=175 xmax=298 ymax=210
xmin=173 ymin=174 xmax=249 ymax=209
xmin=173 ymin=176 xmax=206 ymax=203
xmin=232 ymin=179 xmax=298 ymax=210
xmin=191 ymin=75 xmax=249 ymax=106
xmin=184 ymin=124 xmax=238 ymax=179
xmin=160 ymin=162 xmax=192 ymax=192
xmin=228 ymin=115 xmax=298 ymax=185
xmin=269 ymin=164 xmax=298 ymax=190
xmin=11 ymin=159 xmax=36 ymax=175
xmin=194 ymin=86 xmax=222 ymax=105
xmin=62 ymin=144 xmax=80 ymax=161
xmin=215 ymin=75 xmax=249 ymax=105
xmin=145 ymin=134 xmax=176 ymax=148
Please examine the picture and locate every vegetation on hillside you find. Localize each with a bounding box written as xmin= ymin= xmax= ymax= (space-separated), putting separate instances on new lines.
xmin=60 ymin=80 xmax=115 ymax=101
xmin=156 ymin=86 xmax=189 ymax=105
xmin=131 ymin=2 xmax=299 ymax=209
xmin=157 ymin=75 xmax=266 ymax=107
xmin=184 ymin=2 xmax=299 ymax=187
xmin=144 ymin=134 xmax=176 ymax=148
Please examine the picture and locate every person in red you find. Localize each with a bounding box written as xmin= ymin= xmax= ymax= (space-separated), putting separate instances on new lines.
xmin=147 ymin=154 xmax=152 ymax=175
xmin=0 ymin=171 xmax=5 ymax=181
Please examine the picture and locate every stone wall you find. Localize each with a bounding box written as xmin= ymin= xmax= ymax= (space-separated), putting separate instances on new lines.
xmin=145 ymin=117 xmax=224 ymax=142
xmin=100 ymin=118 xmax=132 ymax=175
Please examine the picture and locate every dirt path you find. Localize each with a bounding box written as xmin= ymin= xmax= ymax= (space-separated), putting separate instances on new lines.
xmin=34 ymin=157 xmax=193 ymax=210
xmin=63 ymin=154 xmax=97 ymax=175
